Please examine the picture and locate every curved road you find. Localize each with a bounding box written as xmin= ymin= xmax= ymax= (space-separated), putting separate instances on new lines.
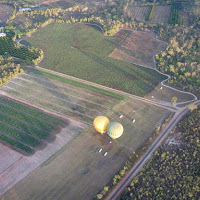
xmin=19 ymin=22 xmax=197 ymax=106
xmin=79 ymin=22 xmax=198 ymax=105
xmin=105 ymin=100 xmax=200 ymax=200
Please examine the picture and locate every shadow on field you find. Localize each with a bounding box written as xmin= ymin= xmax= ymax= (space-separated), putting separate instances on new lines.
xmin=25 ymin=70 xmax=91 ymax=118
xmin=78 ymin=49 xmax=162 ymax=95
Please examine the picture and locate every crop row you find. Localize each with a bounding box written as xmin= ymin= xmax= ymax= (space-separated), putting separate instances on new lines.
xmin=0 ymin=134 xmax=34 ymax=154
xmin=146 ymin=4 xmax=155 ymax=21
xmin=0 ymin=112 xmax=49 ymax=139
xmin=132 ymin=6 xmax=149 ymax=21
xmin=0 ymin=96 xmax=65 ymax=126
xmin=169 ymin=3 xmax=181 ymax=25
xmin=0 ymin=122 xmax=41 ymax=147
xmin=0 ymin=103 xmax=58 ymax=131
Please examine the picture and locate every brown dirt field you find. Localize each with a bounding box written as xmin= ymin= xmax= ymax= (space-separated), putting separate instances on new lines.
xmin=0 ymin=124 xmax=83 ymax=197
xmin=110 ymin=30 xmax=167 ymax=69
xmin=0 ymin=4 xmax=13 ymax=22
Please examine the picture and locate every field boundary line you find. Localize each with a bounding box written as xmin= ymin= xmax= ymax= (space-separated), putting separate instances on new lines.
xmin=5 ymin=79 xmax=106 ymax=114
xmin=1 ymin=85 xmax=95 ymax=120
xmin=29 ymin=66 xmax=177 ymax=112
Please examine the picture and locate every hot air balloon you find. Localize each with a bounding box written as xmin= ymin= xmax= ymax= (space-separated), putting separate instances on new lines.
xmin=107 ymin=122 xmax=123 ymax=139
xmin=93 ymin=116 xmax=110 ymax=134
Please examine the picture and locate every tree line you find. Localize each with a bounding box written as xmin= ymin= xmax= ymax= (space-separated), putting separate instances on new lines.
xmin=118 ymin=106 xmax=200 ymax=200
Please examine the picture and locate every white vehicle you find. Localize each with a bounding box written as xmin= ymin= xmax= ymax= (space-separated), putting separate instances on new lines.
xmin=132 ymin=119 xmax=136 ymax=123
xmin=160 ymin=87 xmax=163 ymax=89
xmin=104 ymin=152 xmax=108 ymax=156
xmin=151 ymin=96 xmax=154 ymax=98
xmin=119 ymin=115 xmax=123 ymax=119
xmin=99 ymin=148 xmax=102 ymax=153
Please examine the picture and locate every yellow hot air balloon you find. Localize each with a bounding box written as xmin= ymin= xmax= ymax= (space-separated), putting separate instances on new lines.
xmin=107 ymin=122 xmax=123 ymax=139
xmin=93 ymin=116 xmax=110 ymax=134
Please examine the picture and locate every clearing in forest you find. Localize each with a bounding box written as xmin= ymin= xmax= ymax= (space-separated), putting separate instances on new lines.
xmin=150 ymin=5 xmax=171 ymax=24
xmin=126 ymin=6 xmax=150 ymax=21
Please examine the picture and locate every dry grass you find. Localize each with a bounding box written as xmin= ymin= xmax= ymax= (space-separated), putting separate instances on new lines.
xmin=145 ymin=83 xmax=195 ymax=106
xmin=110 ymin=30 xmax=167 ymax=69
xmin=0 ymin=124 xmax=83 ymax=197
xmin=0 ymin=4 xmax=13 ymax=22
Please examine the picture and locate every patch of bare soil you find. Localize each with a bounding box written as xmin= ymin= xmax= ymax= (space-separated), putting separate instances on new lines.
xmin=0 ymin=124 xmax=83 ymax=196
xmin=0 ymin=4 xmax=13 ymax=22
xmin=110 ymin=30 xmax=167 ymax=69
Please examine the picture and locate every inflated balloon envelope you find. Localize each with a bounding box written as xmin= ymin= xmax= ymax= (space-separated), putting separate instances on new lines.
xmin=107 ymin=122 xmax=124 ymax=139
xmin=93 ymin=116 xmax=110 ymax=134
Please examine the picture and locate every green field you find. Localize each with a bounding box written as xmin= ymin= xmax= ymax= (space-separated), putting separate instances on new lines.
xmin=0 ymin=95 xmax=66 ymax=154
xmin=24 ymin=23 xmax=166 ymax=96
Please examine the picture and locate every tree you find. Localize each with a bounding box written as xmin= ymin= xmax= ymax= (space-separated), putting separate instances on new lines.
xmin=97 ymin=194 xmax=103 ymax=199
xmin=171 ymin=96 xmax=177 ymax=107
xmin=188 ymin=104 xmax=197 ymax=111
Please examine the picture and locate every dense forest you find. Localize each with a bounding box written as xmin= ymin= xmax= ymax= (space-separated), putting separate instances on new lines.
xmin=118 ymin=107 xmax=200 ymax=200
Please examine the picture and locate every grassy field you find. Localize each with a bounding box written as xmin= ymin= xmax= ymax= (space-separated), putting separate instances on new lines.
xmin=1 ymin=96 xmax=171 ymax=200
xmin=24 ymin=23 xmax=166 ymax=97
xmin=0 ymin=95 xmax=66 ymax=154
xmin=145 ymin=83 xmax=195 ymax=105
xmin=0 ymin=4 xmax=13 ymax=22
